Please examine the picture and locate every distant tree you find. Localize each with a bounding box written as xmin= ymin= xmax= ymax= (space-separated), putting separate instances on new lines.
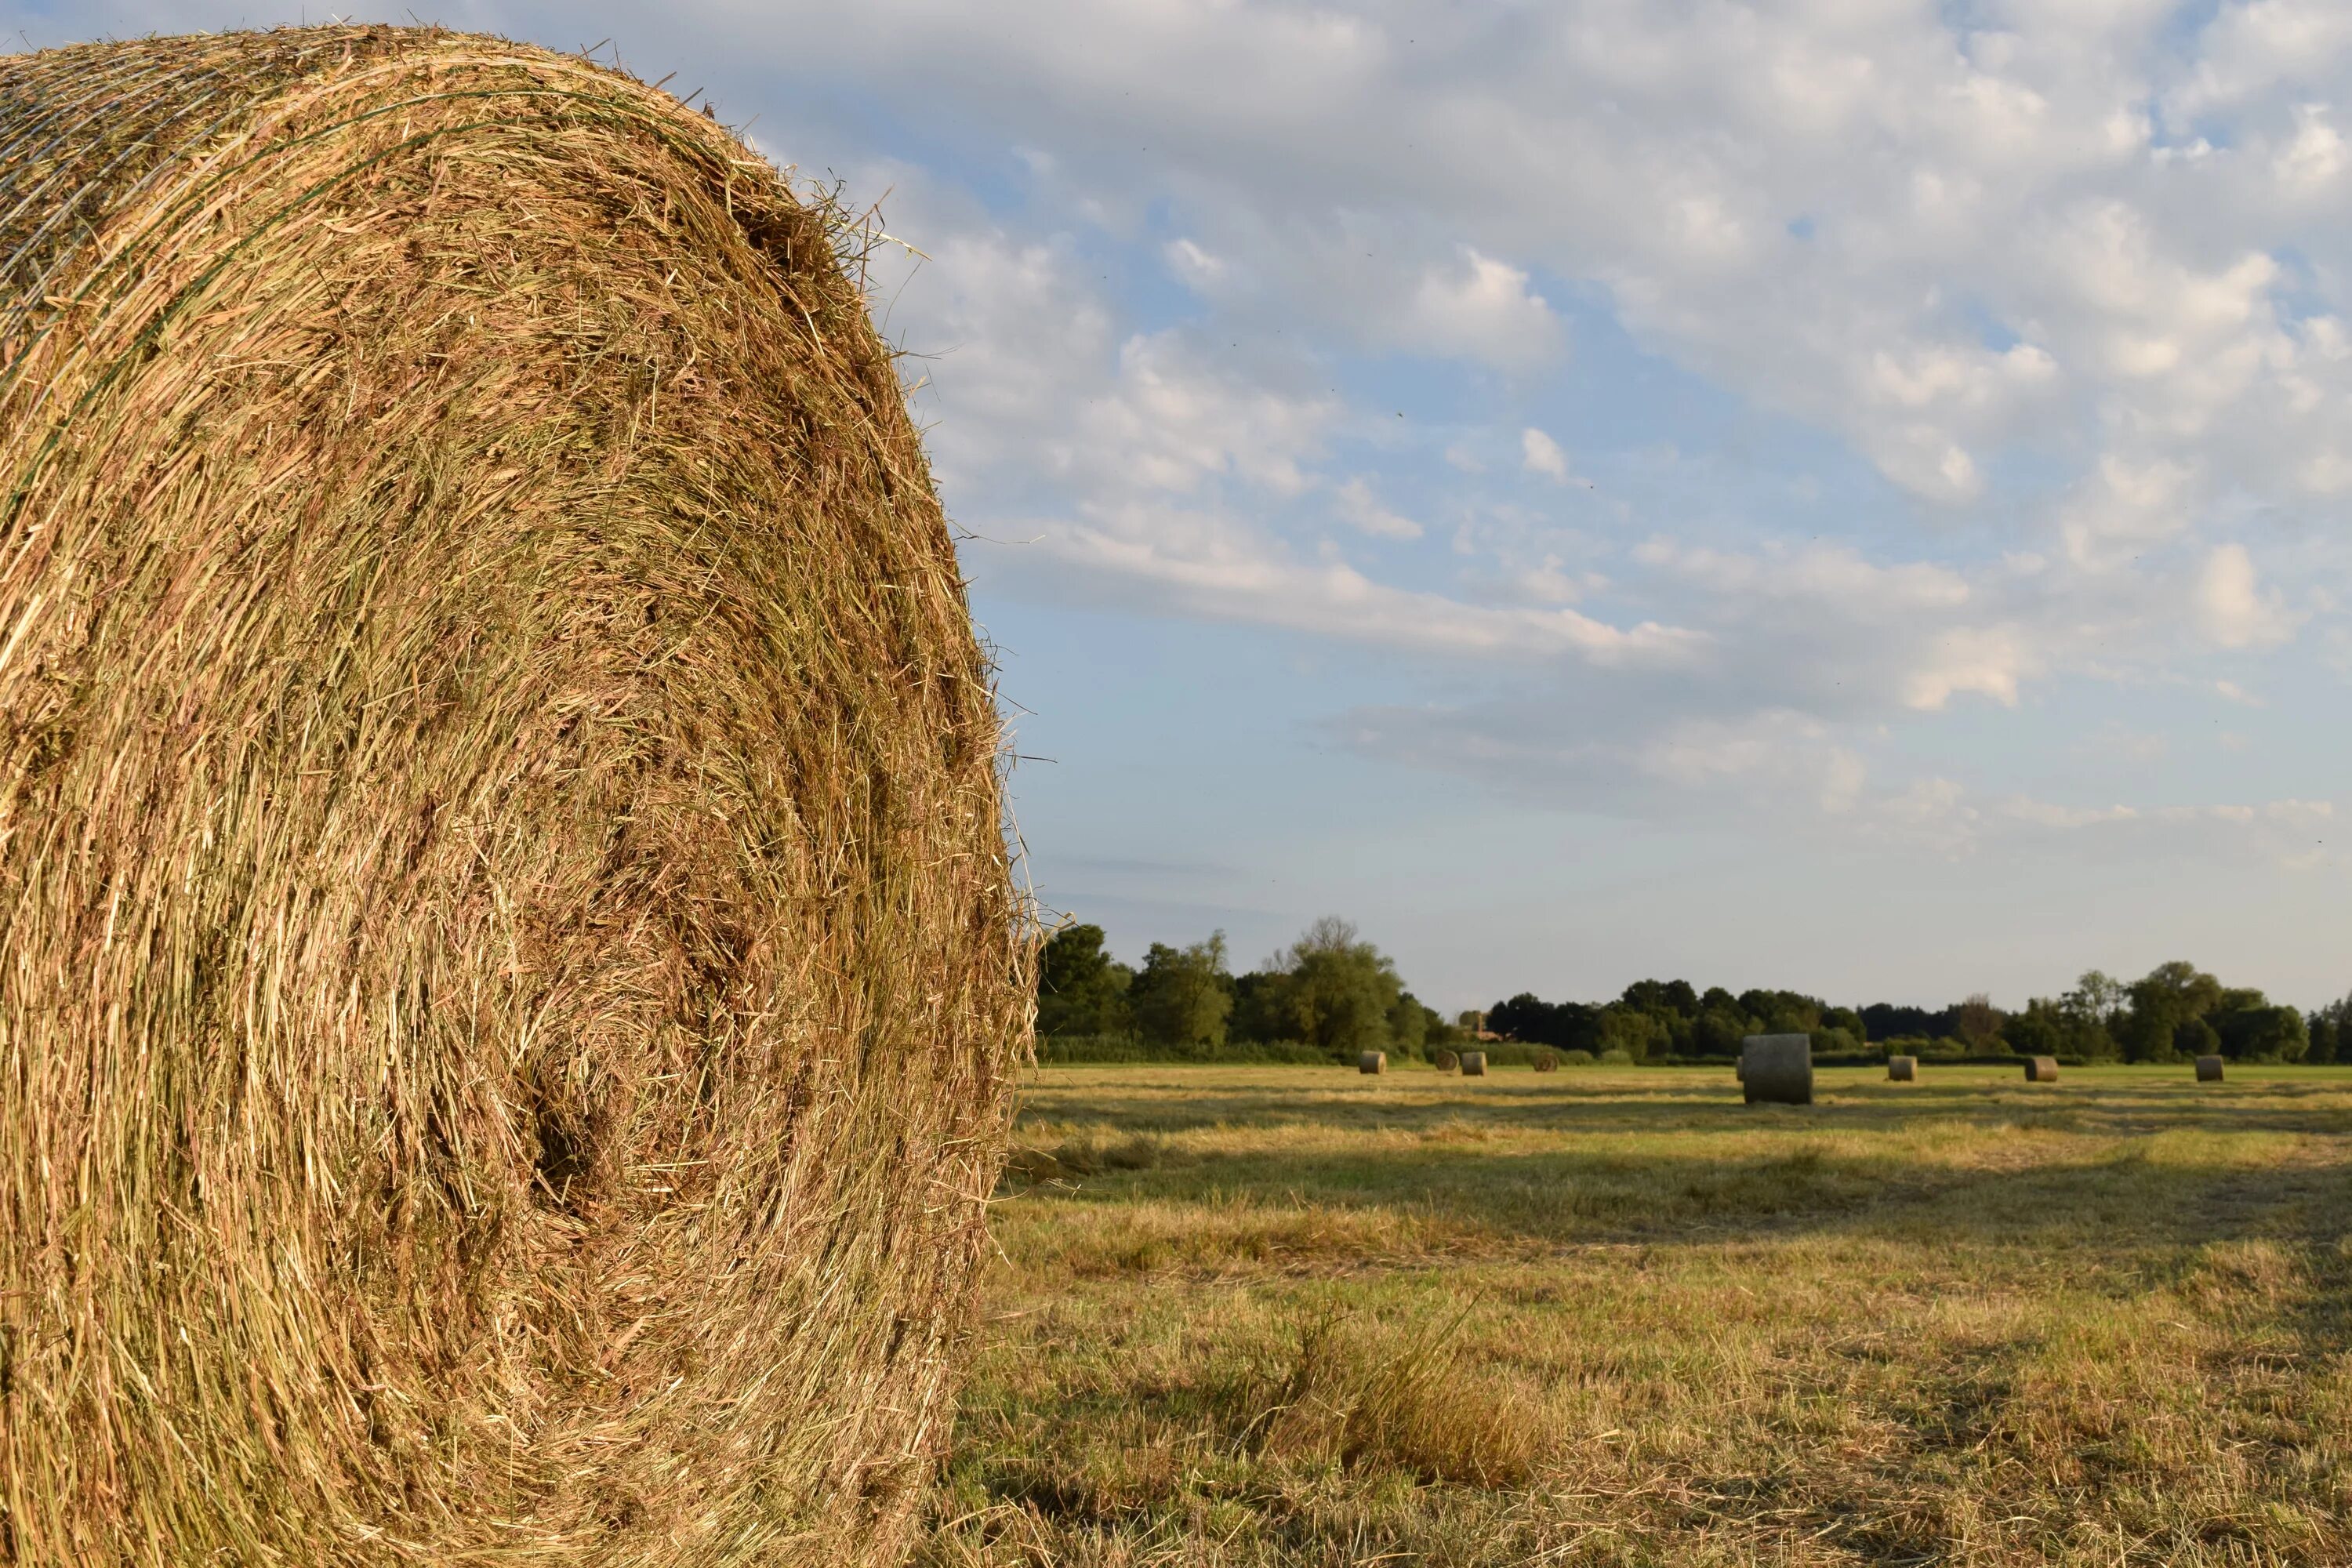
xmin=1036 ymin=923 xmax=1134 ymax=1038
xmin=1621 ymin=978 xmax=1700 ymax=1018
xmin=1230 ymin=971 xmax=1282 ymax=1043
xmin=2053 ymin=972 xmax=2122 ymax=1059
xmin=1739 ymin=989 xmax=1825 ymax=1035
xmin=2118 ymin=961 xmax=2223 ymax=1062
xmin=2173 ymin=1015 xmax=2222 ymax=1061
xmin=2309 ymin=996 xmax=2350 ymax=1065
xmin=1597 ymin=1005 xmax=1669 ymax=1062
xmin=1244 ymin=916 xmax=1405 ymax=1058
xmin=1129 ymin=932 xmax=1233 ymax=1049
xmin=2067 ymin=971 xmax=2125 ymax=1026
xmin=2212 ymin=1001 xmax=2307 ymax=1062
xmin=1489 ymin=993 xmax=1602 ymax=1052
xmin=1953 ymin=993 xmax=2006 ymax=1050
xmin=1387 ymin=990 xmax=1433 ymax=1057
xmin=1692 ymin=1007 xmax=1751 ymax=1056
xmin=2002 ymin=1000 xmax=2065 ymax=1059
xmin=1699 ymin=985 xmax=1740 ymax=1015
xmin=1810 ymin=1025 xmax=1862 ymax=1056
xmin=1862 ymin=1002 xmax=1958 ymax=1042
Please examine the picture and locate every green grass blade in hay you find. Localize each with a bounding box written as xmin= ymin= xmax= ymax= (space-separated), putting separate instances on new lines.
xmin=0 ymin=26 xmax=1031 ymax=1566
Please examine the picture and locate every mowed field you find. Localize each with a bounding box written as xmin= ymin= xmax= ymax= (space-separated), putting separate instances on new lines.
xmin=918 ymin=1064 xmax=2352 ymax=1566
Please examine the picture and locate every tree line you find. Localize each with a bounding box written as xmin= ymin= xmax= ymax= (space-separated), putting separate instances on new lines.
xmin=1494 ymin=963 xmax=2341 ymax=1063
xmin=1039 ymin=920 xmax=2352 ymax=1066
xmin=1038 ymin=917 xmax=1457 ymax=1059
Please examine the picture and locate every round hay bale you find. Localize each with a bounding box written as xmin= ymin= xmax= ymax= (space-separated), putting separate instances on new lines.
xmin=1533 ymin=1051 xmax=1558 ymax=1073
xmin=1740 ymin=1033 xmax=1813 ymax=1105
xmin=1459 ymin=1051 xmax=1489 ymax=1076
xmin=1886 ymin=1055 xmax=1918 ymax=1082
xmin=2196 ymin=1054 xmax=2225 ymax=1083
xmin=1435 ymin=1048 xmax=1460 ymax=1072
xmin=2024 ymin=1056 xmax=2060 ymax=1083
xmin=1359 ymin=1050 xmax=1388 ymax=1074
xmin=0 ymin=27 xmax=1027 ymax=1566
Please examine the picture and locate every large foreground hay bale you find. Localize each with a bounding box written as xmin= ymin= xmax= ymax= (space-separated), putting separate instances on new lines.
xmin=1459 ymin=1051 xmax=1488 ymax=1076
xmin=1435 ymin=1049 xmax=1460 ymax=1071
xmin=2024 ymin=1056 xmax=2060 ymax=1083
xmin=1359 ymin=1051 xmax=1387 ymax=1074
xmin=1887 ymin=1055 xmax=1918 ymax=1082
xmin=0 ymin=27 xmax=1028 ymax=1566
xmin=2197 ymin=1054 xmax=2225 ymax=1083
xmin=1740 ymin=1034 xmax=1813 ymax=1105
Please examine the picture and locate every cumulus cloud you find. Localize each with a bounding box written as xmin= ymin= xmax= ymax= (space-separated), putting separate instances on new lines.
xmin=1036 ymin=501 xmax=1701 ymax=665
xmin=1520 ymin=427 xmax=1570 ymax=483
xmin=2194 ymin=543 xmax=2297 ymax=648
xmin=372 ymin=0 xmax=2352 ymax=867
xmin=1399 ymin=248 xmax=1563 ymax=370
xmin=1330 ymin=477 xmax=1422 ymax=540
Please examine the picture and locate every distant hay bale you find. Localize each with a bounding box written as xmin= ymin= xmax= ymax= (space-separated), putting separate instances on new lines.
xmin=1459 ymin=1051 xmax=1489 ymax=1076
xmin=0 ymin=27 xmax=1027 ymax=1566
xmin=2024 ymin=1056 xmax=2060 ymax=1083
xmin=1887 ymin=1055 xmax=1918 ymax=1082
xmin=2197 ymin=1054 xmax=2225 ymax=1083
xmin=1533 ymin=1051 xmax=1558 ymax=1072
xmin=1740 ymin=1034 xmax=1813 ymax=1105
xmin=1360 ymin=1051 xmax=1388 ymax=1074
xmin=1436 ymin=1049 xmax=1461 ymax=1071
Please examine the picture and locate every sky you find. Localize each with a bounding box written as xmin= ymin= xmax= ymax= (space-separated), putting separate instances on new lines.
xmin=13 ymin=1 xmax=2351 ymax=1012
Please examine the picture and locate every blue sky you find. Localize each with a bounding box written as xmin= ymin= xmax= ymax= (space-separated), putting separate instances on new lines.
xmin=16 ymin=0 xmax=2351 ymax=1011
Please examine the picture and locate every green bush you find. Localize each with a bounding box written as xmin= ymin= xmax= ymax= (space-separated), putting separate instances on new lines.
xmin=1597 ymin=1048 xmax=1634 ymax=1065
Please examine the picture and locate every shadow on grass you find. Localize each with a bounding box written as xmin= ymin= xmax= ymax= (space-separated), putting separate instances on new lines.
xmin=1015 ymin=1073 xmax=2352 ymax=1142
xmin=1002 ymin=1118 xmax=2352 ymax=1269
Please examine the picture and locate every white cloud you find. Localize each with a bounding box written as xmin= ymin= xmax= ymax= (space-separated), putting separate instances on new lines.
xmin=2274 ymin=103 xmax=2349 ymax=192
xmin=1399 ymin=248 xmax=1563 ymax=370
xmin=1038 ymin=502 xmax=1702 ymax=666
xmin=2194 ymin=543 xmax=2297 ymax=648
xmin=669 ymin=0 xmax=2352 ymax=878
xmin=1330 ymin=477 xmax=1422 ymax=541
xmin=1520 ymin=427 xmax=1570 ymax=483
xmin=1164 ymin=237 xmax=1232 ymax=291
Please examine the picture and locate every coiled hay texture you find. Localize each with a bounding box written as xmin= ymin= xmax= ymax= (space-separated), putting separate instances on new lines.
xmin=2197 ymin=1054 xmax=2225 ymax=1083
xmin=2024 ymin=1057 xmax=2061 ymax=1083
xmin=0 ymin=27 xmax=1029 ymax=1568
xmin=1358 ymin=1051 xmax=1386 ymax=1074
xmin=1740 ymin=1034 xmax=1813 ymax=1105
xmin=1458 ymin=1051 xmax=1487 ymax=1076
xmin=1886 ymin=1055 xmax=1918 ymax=1082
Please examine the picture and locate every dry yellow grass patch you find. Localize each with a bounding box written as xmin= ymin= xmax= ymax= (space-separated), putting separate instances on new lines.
xmin=925 ymin=1064 xmax=2352 ymax=1566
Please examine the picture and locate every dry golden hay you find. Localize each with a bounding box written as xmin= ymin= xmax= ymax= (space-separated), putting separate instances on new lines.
xmin=1532 ymin=1051 xmax=1557 ymax=1073
xmin=1740 ymin=1033 xmax=1813 ymax=1105
xmin=1358 ymin=1050 xmax=1386 ymax=1074
xmin=1886 ymin=1054 xmax=1918 ymax=1082
xmin=2196 ymin=1054 xmax=2226 ymax=1083
xmin=0 ymin=27 xmax=1029 ymax=1567
xmin=1434 ymin=1048 xmax=1460 ymax=1072
xmin=1458 ymin=1051 xmax=1488 ymax=1076
xmin=2024 ymin=1056 xmax=2061 ymax=1083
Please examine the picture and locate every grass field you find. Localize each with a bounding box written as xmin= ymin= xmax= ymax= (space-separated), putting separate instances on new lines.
xmin=917 ymin=1063 xmax=2352 ymax=1566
